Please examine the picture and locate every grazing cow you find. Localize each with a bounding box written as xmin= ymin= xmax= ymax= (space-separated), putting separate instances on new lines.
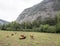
xmin=19 ymin=35 xmax=26 ymax=40
xmin=11 ymin=34 xmax=14 ymax=36
xmin=30 ymin=34 xmax=34 ymax=39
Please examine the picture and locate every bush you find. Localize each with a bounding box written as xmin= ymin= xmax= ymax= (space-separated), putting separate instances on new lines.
xmin=32 ymin=28 xmax=41 ymax=32
xmin=47 ymin=26 xmax=56 ymax=33
xmin=39 ymin=24 xmax=56 ymax=33
xmin=0 ymin=24 xmax=2 ymax=30
xmin=40 ymin=24 xmax=49 ymax=32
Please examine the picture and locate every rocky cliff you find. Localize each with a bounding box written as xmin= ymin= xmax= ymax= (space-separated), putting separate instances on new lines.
xmin=16 ymin=0 xmax=60 ymax=23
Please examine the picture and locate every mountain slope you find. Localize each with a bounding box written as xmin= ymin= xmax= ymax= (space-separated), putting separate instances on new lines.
xmin=0 ymin=19 xmax=9 ymax=24
xmin=16 ymin=0 xmax=60 ymax=23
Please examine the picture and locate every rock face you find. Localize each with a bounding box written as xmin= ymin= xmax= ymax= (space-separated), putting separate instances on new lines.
xmin=16 ymin=0 xmax=60 ymax=23
xmin=0 ymin=19 xmax=9 ymax=24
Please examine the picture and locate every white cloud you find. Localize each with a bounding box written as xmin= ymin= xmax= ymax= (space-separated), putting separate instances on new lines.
xmin=0 ymin=0 xmax=43 ymax=22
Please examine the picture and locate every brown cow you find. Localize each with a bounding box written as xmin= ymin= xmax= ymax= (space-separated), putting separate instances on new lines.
xmin=30 ymin=34 xmax=34 ymax=39
xmin=11 ymin=33 xmax=14 ymax=36
xmin=19 ymin=35 xmax=26 ymax=40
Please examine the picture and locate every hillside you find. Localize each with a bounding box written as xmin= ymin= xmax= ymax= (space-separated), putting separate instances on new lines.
xmin=16 ymin=0 xmax=60 ymax=23
xmin=0 ymin=19 xmax=9 ymax=24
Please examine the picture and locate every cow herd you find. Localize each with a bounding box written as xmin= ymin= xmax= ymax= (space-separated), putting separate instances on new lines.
xmin=6 ymin=33 xmax=34 ymax=40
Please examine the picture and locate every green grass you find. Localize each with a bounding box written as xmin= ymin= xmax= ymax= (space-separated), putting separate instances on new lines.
xmin=0 ymin=30 xmax=60 ymax=46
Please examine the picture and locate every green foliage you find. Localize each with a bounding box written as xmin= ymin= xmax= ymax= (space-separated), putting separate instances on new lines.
xmin=1 ymin=24 xmax=7 ymax=30
xmin=1 ymin=12 xmax=60 ymax=33
xmin=24 ymin=22 xmax=32 ymax=29
xmin=40 ymin=24 xmax=49 ymax=32
xmin=39 ymin=24 xmax=56 ymax=33
xmin=32 ymin=20 xmax=40 ymax=28
xmin=5 ymin=21 xmax=21 ymax=31
xmin=32 ymin=28 xmax=41 ymax=32
xmin=56 ymin=12 xmax=60 ymax=33
xmin=44 ymin=17 xmax=57 ymax=25
xmin=0 ymin=24 xmax=2 ymax=30
xmin=47 ymin=26 xmax=56 ymax=33
xmin=20 ymin=22 xmax=32 ymax=29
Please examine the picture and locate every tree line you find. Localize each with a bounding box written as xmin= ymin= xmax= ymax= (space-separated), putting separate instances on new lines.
xmin=0 ymin=12 xmax=60 ymax=33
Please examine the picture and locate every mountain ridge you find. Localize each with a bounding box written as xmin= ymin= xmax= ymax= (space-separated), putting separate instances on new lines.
xmin=16 ymin=0 xmax=60 ymax=23
xmin=0 ymin=19 xmax=9 ymax=24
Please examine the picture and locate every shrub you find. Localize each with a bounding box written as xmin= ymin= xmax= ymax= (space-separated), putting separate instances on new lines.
xmin=40 ymin=24 xmax=49 ymax=32
xmin=32 ymin=28 xmax=41 ymax=32
xmin=0 ymin=24 xmax=2 ymax=30
xmin=47 ymin=26 xmax=56 ymax=33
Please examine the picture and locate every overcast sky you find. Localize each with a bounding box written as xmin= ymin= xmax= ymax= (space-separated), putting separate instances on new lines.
xmin=0 ymin=0 xmax=43 ymax=22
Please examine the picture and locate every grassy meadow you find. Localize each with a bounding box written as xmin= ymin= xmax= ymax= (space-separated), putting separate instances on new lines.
xmin=0 ymin=30 xmax=60 ymax=46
